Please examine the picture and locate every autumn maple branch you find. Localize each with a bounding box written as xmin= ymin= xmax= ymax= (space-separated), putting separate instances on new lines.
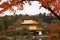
xmin=48 ymin=8 xmax=60 ymax=20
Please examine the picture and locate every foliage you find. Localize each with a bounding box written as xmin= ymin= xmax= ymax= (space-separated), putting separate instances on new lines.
xmin=19 ymin=26 xmax=31 ymax=36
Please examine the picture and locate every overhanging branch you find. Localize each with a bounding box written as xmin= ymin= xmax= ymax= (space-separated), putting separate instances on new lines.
xmin=48 ymin=8 xmax=60 ymax=20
